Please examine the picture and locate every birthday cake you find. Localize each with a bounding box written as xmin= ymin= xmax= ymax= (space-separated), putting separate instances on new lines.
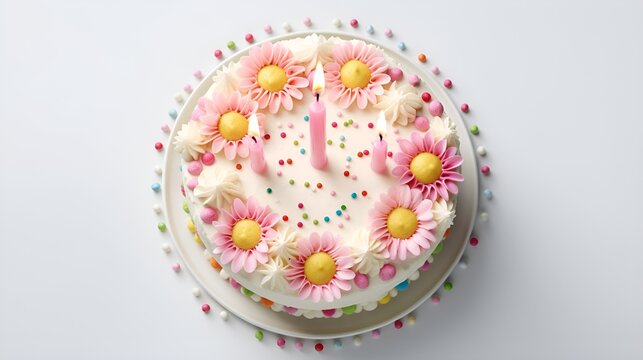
xmin=173 ymin=34 xmax=464 ymax=318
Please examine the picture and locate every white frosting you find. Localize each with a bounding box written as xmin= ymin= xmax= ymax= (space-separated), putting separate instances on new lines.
xmin=376 ymin=81 xmax=423 ymax=126
xmin=208 ymin=62 xmax=239 ymax=96
xmin=268 ymin=226 xmax=299 ymax=261
xmin=349 ymin=228 xmax=387 ymax=276
xmin=278 ymin=34 xmax=339 ymax=74
xmin=257 ymin=257 xmax=290 ymax=292
xmin=193 ymin=167 xmax=244 ymax=209
xmin=429 ymin=116 xmax=459 ymax=147
xmin=173 ymin=121 xmax=206 ymax=161
xmin=432 ymin=198 xmax=456 ymax=236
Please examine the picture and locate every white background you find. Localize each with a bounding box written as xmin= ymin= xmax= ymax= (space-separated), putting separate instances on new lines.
xmin=1 ymin=0 xmax=642 ymax=359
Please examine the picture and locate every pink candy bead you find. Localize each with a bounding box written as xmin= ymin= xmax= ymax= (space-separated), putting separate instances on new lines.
xmin=354 ymin=273 xmax=369 ymax=288
xmin=303 ymin=17 xmax=312 ymax=26
xmin=229 ymin=277 xmax=241 ymax=289
xmin=414 ymin=116 xmax=429 ymax=131
xmin=187 ymin=161 xmax=203 ymax=176
xmin=201 ymin=304 xmax=211 ymax=313
xmin=388 ymin=67 xmax=403 ymax=81
xmin=330 ymin=190 xmax=336 ymax=196
xmin=200 ymin=207 xmax=218 ymax=224
xmin=460 ymin=103 xmax=470 ymax=113
xmin=428 ymin=100 xmax=444 ymax=116
xmin=372 ymin=329 xmax=381 ymax=338
xmin=186 ymin=178 xmax=198 ymax=190
xmin=384 ymin=28 xmax=393 ymax=37
xmin=264 ymin=25 xmax=272 ymax=34
xmin=171 ymin=263 xmax=181 ymax=272
xmin=183 ymin=84 xmax=193 ymax=94
xmin=244 ymin=33 xmax=254 ymax=43
xmin=214 ymin=49 xmax=223 ymax=59
xmin=431 ymin=65 xmax=440 ymax=75
xmin=322 ymin=309 xmax=336 ymax=317
xmin=419 ymin=260 xmax=430 ymax=271
xmin=408 ymin=74 xmax=421 ymax=87
xmin=431 ymin=295 xmax=441 ymax=304
xmin=277 ymin=337 xmax=286 ymax=348
xmin=201 ymin=152 xmax=215 ymax=165
xmin=444 ymin=79 xmax=453 ymax=88
xmin=379 ymin=264 xmax=396 ymax=280
xmin=294 ymin=340 xmax=304 ymax=350
xmin=350 ymin=18 xmax=359 ymax=28
xmin=394 ymin=320 xmax=403 ymax=329
xmin=481 ymin=165 xmax=490 ymax=175
xmin=276 ymin=170 xmax=282 ymax=176
xmin=283 ymin=306 xmax=298 ymax=314
xmin=193 ymin=70 xmax=203 ymax=80
xmin=160 ymin=124 xmax=170 ymax=133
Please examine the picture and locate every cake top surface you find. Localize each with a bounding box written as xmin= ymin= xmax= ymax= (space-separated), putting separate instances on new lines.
xmin=173 ymin=32 xmax=464 ymax=310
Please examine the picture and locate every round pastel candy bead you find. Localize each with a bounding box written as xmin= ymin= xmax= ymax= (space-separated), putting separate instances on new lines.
xmin=395 ymin=280 xmax=409 ymax=291
xmin=213 ymin=49 xmax=223 ymax=59
xmin=201 ymin=152 xmax=215 ymax=165
xmin=322 ymin=309 xmax=336 ymax=317
xmin=264 ymin=24 xmax=272 ymax=33
xmin=160 ymin=124 xmax=170 ymax=133
xmin=431 ymin=65 xmax=440 ymax=75
xmin=483 ymin=189 xmax=493 ymax=199
xmin=384 ymin=28 xmax=393 ymax=37
xmin=354 ymin=273 xmax=369 ymax=288
xmin=303 ymin=17 xmax=312 ymax=26
xmin=349 ymin=18 xmax=358 ymax=28
xmin=388 ymin=67 xmax=403 ymax=81
xmin=244 ymin=33 xmax=254 ymax=43
xmin=481 ymin=165 xmax=490 ymax=175
xmin=367 ymin=24 xmax=374 ymax=34
xmin=444 ymin=79 xmax=453 ymax=88
xmin=282 ymin=22 xmax=292 ymax=32
xmin=461 ymin=103 xmax=470 ymax=113
xmin=277 ymin=337 xmax=286 ymax=348
xmin=294 ymin=340 xmax=304 ymax=350
xmin=419 ymin=260 xmax=430 ymax=271
xmin=397 ymin=42 xmax=406 ymax=51
xmin=379 ymin=264 xmax=396 ymax=280
xmin=414 ymin=116 xmax=429 ymax=131
xmin=186 ymin=178 xmax=198 ymax=190
xmin=332 ymin=18 xmax=342 ymax=27
xmin=476 ymin=146 xmax=487 ymax=156
xmin=371 ymin=329 xmax=381 ymax=338
xmin=187 ymin=161 xmax=203 ymax=176
xmin=200 ymin=207 xmax=218 ymax=224
xmin=151 ymin=183 xmax=161 ymax=192
xmin=408 ymin=74 xmax=421 ymax=87
xmin=201 ymin=304 xmax=211 ymax=313
xmin=428 ymin=100 xmax=444 ymax=116
xmin=333 ymin=339 xmax=343 ymax=349
xmin=171 ymin=263 xmax=181 ymax=272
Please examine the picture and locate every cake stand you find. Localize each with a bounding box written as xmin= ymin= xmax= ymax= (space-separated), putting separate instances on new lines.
xmin=162 ymin=30 xmax=478 ymax=339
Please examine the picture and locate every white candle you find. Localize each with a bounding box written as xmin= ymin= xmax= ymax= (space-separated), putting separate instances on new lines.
xmin=371 ymin=111 xmax=388 ymax=173
xmin=247 ymin=114 xmax=266 ymax=173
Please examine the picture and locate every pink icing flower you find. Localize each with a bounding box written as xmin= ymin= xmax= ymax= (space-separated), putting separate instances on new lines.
xmin=238 ymin=42 xmax=309 ymax=113
xmin=392 ymin=131 xmax=464 ymax=201
xmin=212 ymin=197 xmax=279 ymax=273
xmin=325 ymin=40 xmax=391 ymax=109
xmin=196 ymin=91 xmax=264 ymax=160
xmin=285 ymin=232 xmax=355 ymax=303
xmin=369 ymin=185 xmax=437 ymax=261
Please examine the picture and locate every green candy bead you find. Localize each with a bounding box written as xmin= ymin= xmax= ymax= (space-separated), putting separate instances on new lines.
xmin=157 ymin=222 xmax=167 ymax=232
xmin=182 ymin=200 xmax=190 ymax=214
xmin=443 ymin=281 xmax=453 ymax=291
xmin=242 ymin=288 xmax=254 ymax=296
xmin=327 ymin=139 xmax=333 ymax=145
xmin=340 ymin=205 xmax=347 ymax=210
xmin=266 ymin=188 xmax=272 ymax=194
xmin=304 ymin=181 xmax=310 ymax=188
xmin=469 ymin=124 xmax=480 ymax=135
xmin=227 ymin=41 xmax=236 ymax=50
xmin=432 ymin=242 xmax=444 ymax=255
xmin=341 ymin=305 xmax=357 ymax=315
xmin=293 ymin=140 xmax=299 ymax=146
xmin=339 ymin=143 xmax=345 ymax=149
xmin=255 ymin=330 xmax=264 ymax=341
xmin=289 ymin=179 xmax=295 ymax=185
xmin=302 ymin=213 xmax=309 ymax=219
xmin=313 ymin=219 xmax=319 ymax=225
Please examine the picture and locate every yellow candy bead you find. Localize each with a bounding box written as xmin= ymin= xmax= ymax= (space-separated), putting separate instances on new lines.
xmin=218 ymin=111 xmax=248 ymax=141
xmin=340 ymin=60 xmax=371 ymax=89
xmin=304 ymin=252 xmax=337 ymax=285
xmin=231 ymin=219 xmax=262 ymax=250
xmin=379 ymin=294 xmax=391 ymax=304
xmin=410 ymin=152 xmax=442 ymax=184
xmin=194 ymin=233 xmax=204 ymax=247
xmin=257 ymin=64 xmax=287 ymax=92
xmin=387 ymin=207 xmax=418 ymax=239
xmin=187 ymin=218 xmax=196 ymax=234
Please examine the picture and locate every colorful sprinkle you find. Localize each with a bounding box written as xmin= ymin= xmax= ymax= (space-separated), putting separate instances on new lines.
xmin=289 ymin=179 xmax=295 ymax=185
xmin=302 ymin=213 xmax=308 ymax=219
xmin=443 ymin=281 xmax=453 ymax=291
xmin=408 ymin=74 xmax=420 ymax=87
xmin=303 ymin=115 xmax=310 ymax=121
xmin=299 ymin=148 xmax=306 ymax=154
xmin=168 ymin=109 xmax=178 ymax=119
xmin=477 ymin=146 xmax=487 ymax=156
xmin=394 ymin=319 xmax=404 ymax=329
xmin=323 ymin=216 xmax=330 ymax=222
xmin=431 ymin=65 xmax=440 ymax=75
xmin=264 ymin=24 xmax=272 ymax=34
xmin=266 ymin=187 xmax=272 ymax=194
xmin=367 ymin=24 xmax=374 ymax=34
xmin=421 ymin=92 xmax=431 ymax=102
xmin=339 ymin=143 xmax=345 ymax=149
xmin=333 ymin=339 xmax=343 ymax=349
xmin=151 ymin=183 xmax=161 ymax=192
xmin=361 ymin=190 xmax=368 ymax=197
xmin=282 ymin=215 xmax=289 ymax=221
xmin=304 ymin=181 xmax=310 ymax=187
xmin=298 ymin=203 xmax=304 ymax=209
xmin=316 ymin=182 xmax=323 ymax=189
xmin=280 ymin=132 xmax=286 ymax=138
xmin=379 ymin=264 xmax=396 ymax=280
xmin=315 ymin=343 xmax=324 ymax=352
xmin=154 ymin=142 xmax=163 ymax=151
xmin=201 ymin=152 xmax=215 ymax=165
xmin=235 ymin=163 xmax=242 ymax=170
xmin=171 ymin=263 xmax=181 ymax=272
xmin=287 ymin=158 xmax=293 ymax=165
xmin=351 ymin=192 xmax=357 ymax=199
xmin=327 ymin=139 xmax=333 ymax=145
xmin=335 ymin=210 xmax=342 ymax=216
xmin=384 ymin=28 xmax=393 ymax=37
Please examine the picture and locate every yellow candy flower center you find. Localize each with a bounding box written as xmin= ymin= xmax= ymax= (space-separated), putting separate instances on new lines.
xmin=231 ymin=219 xmax=262 ymax=250
xmin=387 ymin=207 xmax=418 ymax=239
xmin=218 ymin=111 xmax=248 ymax=141
xmin=410 ymin=152 xmax=442 ymax=184
xmin=304 ymin=252 xmax=337 ymax=285
xmin=257 ymin=64 xmax=287 ymax=92
xmin=340 ymin=60 xmax=371 ymax=89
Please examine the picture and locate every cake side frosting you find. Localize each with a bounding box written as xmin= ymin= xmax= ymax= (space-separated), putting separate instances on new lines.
xmin=174 ymin=34 xmax=463 ymax=314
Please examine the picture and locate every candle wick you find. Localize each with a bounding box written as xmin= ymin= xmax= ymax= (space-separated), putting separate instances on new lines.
xmin=252 ymin=136 xmax=257 ymax=143
xmin=379 ymin=134 xmax=383 ymax=141
xmin=316 ymin=93 xmax=320 ymax=102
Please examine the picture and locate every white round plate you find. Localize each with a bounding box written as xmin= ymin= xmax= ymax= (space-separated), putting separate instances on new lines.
xmin=162 ymin=30 xmax=478 ymax=339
